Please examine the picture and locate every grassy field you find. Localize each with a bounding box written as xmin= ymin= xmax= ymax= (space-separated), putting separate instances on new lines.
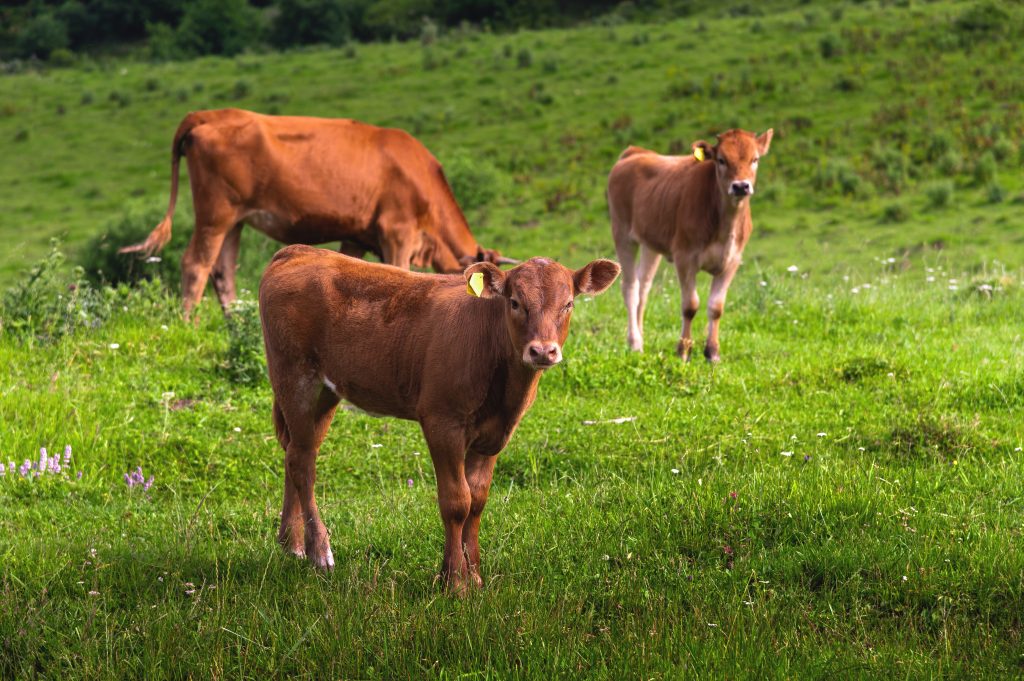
xmin=2 ymin=1 xmax=1024 ymax=678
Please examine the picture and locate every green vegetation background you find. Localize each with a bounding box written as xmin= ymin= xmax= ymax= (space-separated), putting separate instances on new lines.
xmin=1 ymin=1 xmax=1023 ymax=678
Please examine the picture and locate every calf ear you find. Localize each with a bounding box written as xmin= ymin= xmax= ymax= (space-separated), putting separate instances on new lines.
xmin=464 ymin=262 xmax=506 ymax=298
xmin=757 ymin=128 xmax=774 ymax=156
xmin=574 ymin=259 xmax=621 ymax=296
xmin=692 ymin=140 xmax=715 ymax=161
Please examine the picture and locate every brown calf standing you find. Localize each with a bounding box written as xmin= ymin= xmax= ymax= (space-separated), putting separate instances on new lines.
xmin=607 ymin=128 xmax=773 ymax=362
xmin=121 ymin=109 xmax=513 ymax=317
xmin=259 ymin=246 xmax=619 ymax=591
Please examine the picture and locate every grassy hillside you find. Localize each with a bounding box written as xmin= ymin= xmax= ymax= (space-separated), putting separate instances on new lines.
xmin=1 ymin=1 xmax=1023 ymax=678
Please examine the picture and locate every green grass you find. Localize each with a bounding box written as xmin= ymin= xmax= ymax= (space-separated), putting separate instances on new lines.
xmin=2 ymin=1 xmax=1024 ymax=678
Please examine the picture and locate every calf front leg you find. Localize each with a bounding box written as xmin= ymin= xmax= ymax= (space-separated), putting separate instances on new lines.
xmin=422 ymin=420 xmax=474 ymax=593
xmin=461 ymin=451 xmax=498 ymax=588
xmin=704 ymin=262 xmax=740 ymax=363
xmin=673 ymin=258 xmax=700 ymax=361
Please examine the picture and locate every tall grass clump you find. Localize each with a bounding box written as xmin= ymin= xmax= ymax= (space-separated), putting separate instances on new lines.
xmin=223 ymin=298 xmax=266 ymax=384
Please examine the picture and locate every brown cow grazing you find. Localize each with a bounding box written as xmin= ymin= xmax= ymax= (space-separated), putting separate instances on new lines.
xmin=120 ymin=108 xmax=513 ymax=316
xmin=259 ymin=246 xmax=620 ymax=591
xmin=607 ymin=128 xmax=773 ymax=362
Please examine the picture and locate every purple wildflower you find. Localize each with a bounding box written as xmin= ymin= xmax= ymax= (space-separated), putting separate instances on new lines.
xmin=123 ymin=472 xmax=133 ymax=487
xmin=63 ymin=445 xmax=72 ymax=466
xmin=803 ymin=454 xmax=811 ymax=463
xmin=407 ymin=478 xmax=414 ymax=488
xmin=144 ymin=475 xmax=154 ymax=491
xmin=38 ymin=447 xmax=47 ymax=472
xmin=76 ymin=471 xmax=83 ymax=480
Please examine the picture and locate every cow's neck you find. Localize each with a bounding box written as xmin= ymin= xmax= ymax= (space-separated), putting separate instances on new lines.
xmin=713 ymin=193 xmax=751 ymax=245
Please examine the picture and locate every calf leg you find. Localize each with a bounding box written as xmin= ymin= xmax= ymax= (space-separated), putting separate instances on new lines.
xmin=339 ymin=240 xmax=366 ymax=260
xmin=210 ymin=223 xmax=243 ymax=313
xmin=421 ymin=419 xmax=473 ymax=593
xmin=272 ymin=400 xmax=305 ymax=557
xmin=461 ymin=451 xmax=498 ymax=588
xmin=278 ymin=386 xmax=340 ymax=569
xmin=634 ymin=245 xmax=663 ymax=346
xmin=673 ymin=258 xmax=700 ymax=361
xmin=704 ymin=262 xmax=740 ymax=363
xmin=613 ymin=236 xmax=642 ymax=351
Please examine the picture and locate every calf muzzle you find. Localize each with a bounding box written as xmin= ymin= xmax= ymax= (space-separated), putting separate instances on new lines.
xmin=524 ymin=341 xmax=562 ymax=369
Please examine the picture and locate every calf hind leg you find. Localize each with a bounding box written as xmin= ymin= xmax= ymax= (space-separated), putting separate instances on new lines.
xmin=613 ymin=235 xmax=642 ymax=351
xmin=277 ymin=387 xmax=340 ymax=569
xmin=634 ymin=245 xmax=663 ymax=348
xmin=273 ymin=400 xmax=305 ymax=557
xmin=210 ymin=223 xmax=243 ymax=313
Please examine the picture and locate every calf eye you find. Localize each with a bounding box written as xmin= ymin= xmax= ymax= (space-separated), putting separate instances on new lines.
xmin=717 ymin=157 xmax=727 ymax=166
xmin=564 ymin=300 xmax=574 ymax=312
xmin=510 ymin=299 xmax=520 ymax=311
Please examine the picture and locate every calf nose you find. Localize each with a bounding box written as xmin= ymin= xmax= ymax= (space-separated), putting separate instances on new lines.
xmin=730 ymin=180 xmax=752 ymax=197
xmin=525 ymin=341 xmax=562 ymax=367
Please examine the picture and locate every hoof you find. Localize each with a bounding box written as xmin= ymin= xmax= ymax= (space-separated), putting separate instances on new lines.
xmin=308 ymin=546 xmax=335 ymax=571
xmin=627 ymin=335 xmax=643 ymax=352
xmin=676 ymin=338 xmax=694 ymax=362
xmin=704 ymin=345 xmax=720 ymax=364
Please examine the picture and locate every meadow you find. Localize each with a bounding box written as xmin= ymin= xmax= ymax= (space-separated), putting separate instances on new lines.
xmin=1 ymin=1 xmax=1023 ymax=677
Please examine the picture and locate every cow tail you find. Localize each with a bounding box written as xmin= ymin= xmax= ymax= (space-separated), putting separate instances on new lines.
xmin=119 ymin=112 xmax=202 ymax=256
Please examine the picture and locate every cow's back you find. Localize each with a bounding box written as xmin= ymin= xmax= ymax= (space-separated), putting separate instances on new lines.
xmin=608 ymin=148 xmax=716 ymax=254
xmin=260 ymin=246 xmax=498 ymax=420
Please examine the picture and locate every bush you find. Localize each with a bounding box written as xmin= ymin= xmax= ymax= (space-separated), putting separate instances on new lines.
xmin=443 ymin=150 xmax=504 ymax=211
xmin=991 ymin=136 xmax=1016 ymax=163
xmin=985 ymin=182 xmax=1005 ymax=204
xmin=972 ymin=151 xmax=996 ymax=185
xmin=936 ymin=149 xmax=961 ymax=176
xmin=48 ymin=48 xmax=75 ymax=67
xmin=819 ymin=33 xmax=843 ymax=59
xmin=954 ymin=1 xmax=1010 ymax=46
xmin=925 ymin=180 xmax=953 ymax=209
xmin=17 ymin=12 xmax=69 ymax=59
xmin=79 ymin=205 xmax=189 ymax=289
xmin=869 ymin=146 xmax=909 ymax=193
xmin=271 ymin=0 xmax=350 ymax=49
xmin=516 ymin=48 xmax=532 ymax=68
xmin=2 ymin=241 xmax=108 ymax=343
xmin=420 ymin=16 xmax=438 ymax=46
xmin=223 ymin=299 xmax=266 ymax=384
xmin=175 ymin=0 xmax=260 ymax=58
xmin=813 ymin=159 xmax=869 ymax=197
xmin=881 ymin=203 xmax=909 ymax=223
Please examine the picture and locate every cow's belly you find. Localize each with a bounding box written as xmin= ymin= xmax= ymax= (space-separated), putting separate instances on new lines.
xmin=245 ymin=209 xmax=368 ymax=246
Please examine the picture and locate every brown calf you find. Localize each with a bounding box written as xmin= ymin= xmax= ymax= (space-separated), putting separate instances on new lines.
xmin=259 ymin=246 xmax=620 ymax=591
xmin=121 ymin=108 xmax=512 ymax=317
xmin=607 ymin=128 xmax=773 ymax=362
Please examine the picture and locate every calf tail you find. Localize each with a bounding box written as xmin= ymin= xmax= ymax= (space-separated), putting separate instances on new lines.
xmin=272 ymin=399 xmax=290 ymax=451
xmin=119 ymin=113 xmax=203 ymax=257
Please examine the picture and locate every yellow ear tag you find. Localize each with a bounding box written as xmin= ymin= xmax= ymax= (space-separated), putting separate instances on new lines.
xmin=467 ymin=271 xmax=484 ymax=297
xmin=693 ymin=147 xmax=705 ymax=162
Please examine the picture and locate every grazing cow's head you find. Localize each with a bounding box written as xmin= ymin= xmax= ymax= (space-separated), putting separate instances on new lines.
xmin=693 ymin=128 xmax=773 ymax=203
xmin=459 ymin=247 xmax=519 ymax=268
xmin=464 ymin=257 xmax=621 ymax=370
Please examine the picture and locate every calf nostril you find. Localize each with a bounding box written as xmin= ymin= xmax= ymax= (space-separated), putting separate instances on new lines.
xmin=546 ymin=345 xmax=558 ymax=360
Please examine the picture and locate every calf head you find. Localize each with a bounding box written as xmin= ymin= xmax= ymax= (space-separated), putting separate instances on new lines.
xmin=693 ymin=128 xmax=773 ymax=203
xmin=465 ymin=257 xmax=621 ymax=370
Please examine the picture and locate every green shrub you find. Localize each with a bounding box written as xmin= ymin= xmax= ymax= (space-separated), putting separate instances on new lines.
xmin=869 ymin=146 xmax=909 ymax=193
xmin=813 ymin=159 xmax=869 ymax=197
xmin=985 ymin=182 xmax=1005 ymax=204
xmin=925 ymin=180 xmax=953 ymax=209
xmin=175 ymin=0 xmax=260 ymax=58
xmin=936 ymin=149 xmax=961 ymax=176
xmin=78 ymin=205 xmax=189 ymax=289
xmin=48 ymin=48 xmax=75 ymax=67
xmin=516 ymin=48 xmax=532 ymax=68
xmin=420 ymin=17 xmax=438 ymax=46
xmin=232 ymin=80 xmax=251 ymax=99
xmin=17 ymin=12 xmax=69 ymax=59
xmin=881 ymin=202 xmax=909 ymax=223
xmin=443 ymin=150 xmax=505 ymax=211
xmin=991 ymin=136 xmax=1016 ymax=163
xmin=223 ymin=298 xmax=266 ymax=385
xmin=819 ymin=33 xmax=843 ymax=59
xmin=972 ymin=151 xmax=996 ymax=185
xmin=271 ymin=0 xmax=350 ymax=49
xmin=954 ymin=1 xmax=1010 ymax=46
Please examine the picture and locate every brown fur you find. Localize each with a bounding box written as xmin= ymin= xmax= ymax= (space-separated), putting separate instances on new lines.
xmin=607 ymin=128 xmax=773 ymax=362
xmin=259 ymin=246 xmax=620 ymax=591
xmin=121 ymin=109 xmax=509 ymax=317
